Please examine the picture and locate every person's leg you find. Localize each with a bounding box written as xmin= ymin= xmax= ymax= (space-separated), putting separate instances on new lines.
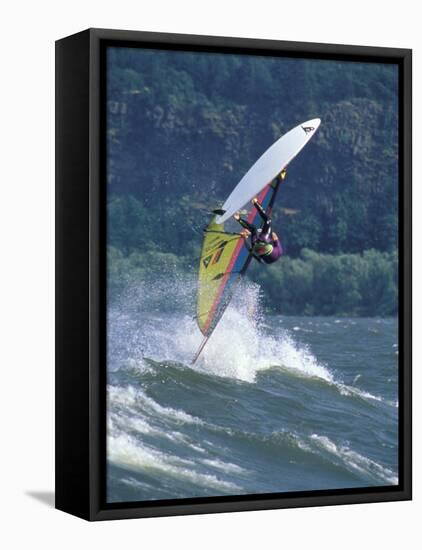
xmin=261 ymin=218 xmax=272 ymax=239
xmin=252 ymin=198 xmax=269 ymax=222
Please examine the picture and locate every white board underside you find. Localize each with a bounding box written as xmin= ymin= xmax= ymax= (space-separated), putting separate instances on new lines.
xmin=215 ymin=118 xmax=321 ymax=224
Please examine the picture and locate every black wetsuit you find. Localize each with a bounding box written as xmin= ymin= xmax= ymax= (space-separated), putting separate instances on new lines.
xmin=237 ymin=201 xmax=283 ymax=264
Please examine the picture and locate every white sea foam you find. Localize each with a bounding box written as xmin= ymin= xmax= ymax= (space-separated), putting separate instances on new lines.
xmin=108 ymin=384 xmax=246 ymax=492
xmin=353 ymin=374 xmax=362 ymax=384
xmin=336 ymin=383 xmax=384 ymax=403
xmin=173 ymin=282 xmax=335 ymax=384
xmin=107 ymin=279 xmax=397 ymax=497
xmin=309 ymin=434 xmax=398 ymax=484
xmin=110 ymin=407 xmax=198 ymax=447
xmin=108 ymin=432 xmax=241 ymax=492
xmin=108 ymin=385 xmax=204 ymax=426
xmin=109 ymin=280 xmax=393 ymax=406
xmin=200 ymin=458 xmax=248 ymax=475
xmin=168 ymin=295 xmax=392 ymax=409
xmin=120 ymin=477 xmax=154 ymax=491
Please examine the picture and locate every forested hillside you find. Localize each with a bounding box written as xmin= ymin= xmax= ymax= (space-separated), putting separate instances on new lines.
xmin=106 ymin=47 xmax=399 ymax=316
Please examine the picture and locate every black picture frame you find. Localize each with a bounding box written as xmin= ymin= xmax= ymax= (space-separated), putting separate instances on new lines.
xmin=55 ymin=28 xmax=412 ymax=521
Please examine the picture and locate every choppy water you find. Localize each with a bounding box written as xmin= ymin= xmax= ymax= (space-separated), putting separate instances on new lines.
xmin=106 ymin=280 xmax=398 ymax=503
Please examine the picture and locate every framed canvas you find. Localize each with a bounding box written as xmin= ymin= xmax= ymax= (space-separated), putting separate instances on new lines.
xmin=55 ymin=28 xmax=412 ymax=521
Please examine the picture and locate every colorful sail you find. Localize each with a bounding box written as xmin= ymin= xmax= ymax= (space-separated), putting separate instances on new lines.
xmin=196 ymin=177 xmax=281 ymax=341
xmin=194 ymin=119 xmax=321 ymax=363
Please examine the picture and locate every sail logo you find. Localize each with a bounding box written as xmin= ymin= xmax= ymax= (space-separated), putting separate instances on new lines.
xmin=212 ymin=248 xmax=224 ymax=264
xmin=202 ymin=255 xmax=212 ymax=268
xmin=302 ymin=126 xmax=314 ymax=134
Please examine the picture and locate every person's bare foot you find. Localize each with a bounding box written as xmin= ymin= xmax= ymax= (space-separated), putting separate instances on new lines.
xmin=233 ymin=212 xmax=241 ymax=221
xmin=240 ymin=230 xmax=250 ymax=238
xmin=252 ymin=197 xmax=259 ymax=204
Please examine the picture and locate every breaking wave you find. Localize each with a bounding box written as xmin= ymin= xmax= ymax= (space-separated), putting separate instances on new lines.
xmin=106 ymin=275 xmax=399 ymax=501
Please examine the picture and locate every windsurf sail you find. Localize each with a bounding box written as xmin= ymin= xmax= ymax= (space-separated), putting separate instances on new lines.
xmin=193 ymin=118 xmax=321 ymax=363
xmin=193 ymin=176 xmax=282 ymax=363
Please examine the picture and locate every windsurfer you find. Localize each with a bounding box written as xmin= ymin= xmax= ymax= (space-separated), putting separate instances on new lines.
xmin=234 ymin=198 xmax=283 ymax=264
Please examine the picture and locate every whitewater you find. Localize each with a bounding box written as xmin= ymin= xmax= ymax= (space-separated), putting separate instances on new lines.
xmin=106 ymin=277 xmax=399 ymax=502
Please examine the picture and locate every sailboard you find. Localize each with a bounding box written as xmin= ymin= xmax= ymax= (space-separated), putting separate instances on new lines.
xmin=193 ymin=118 xmax=321 ymax=364
xmin=215 ymin=118 xmax=321 ymax=224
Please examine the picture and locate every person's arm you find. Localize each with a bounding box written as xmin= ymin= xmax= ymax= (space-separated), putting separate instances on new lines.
xmin=271 ymin=232 xmax=283 ymax=256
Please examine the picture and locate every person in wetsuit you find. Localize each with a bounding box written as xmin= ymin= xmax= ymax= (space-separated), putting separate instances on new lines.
xmin=234 ymin=197 xmax=283 ymax=264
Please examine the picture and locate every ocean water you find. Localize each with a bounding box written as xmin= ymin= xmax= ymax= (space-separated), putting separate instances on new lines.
xmin=106 ymin=279 xmax=398 ymax=503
